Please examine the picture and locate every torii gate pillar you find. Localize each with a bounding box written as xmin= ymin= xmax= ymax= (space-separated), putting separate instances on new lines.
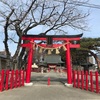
xmin=25 ymin=44 xmax=34 ymax=86
xmin=65 ymin=42 xmax=72 ymax=86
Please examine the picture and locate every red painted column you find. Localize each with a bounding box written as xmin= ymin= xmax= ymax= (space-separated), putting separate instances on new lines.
xmin=26 ymin=44 xmax=34 ymax=83
xmin=65 ymin=42 xmax=72 ymax=84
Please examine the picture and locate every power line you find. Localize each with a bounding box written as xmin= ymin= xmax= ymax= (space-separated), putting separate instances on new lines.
xmin=68 ymin=2 xmax=100 ymax=9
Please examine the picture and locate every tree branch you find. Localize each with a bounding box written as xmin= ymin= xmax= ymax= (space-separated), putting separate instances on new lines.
xmin=18 ymin=0 xmax=36 ymax=24
xmin=3 ymin=9 xmax=14 ymax=57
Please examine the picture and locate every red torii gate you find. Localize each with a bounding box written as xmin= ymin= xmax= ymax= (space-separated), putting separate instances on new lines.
xmin=21 ymin=34 xmax=82 ymax=86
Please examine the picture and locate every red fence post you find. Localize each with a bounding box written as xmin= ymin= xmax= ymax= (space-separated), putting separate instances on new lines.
xmin=0 ymin=70 xmax=4 ymax=92
xmin=10 ymin=70 xmax=14 ymax=89
xmin=21 ymin=70 xmax=24 ymax=86
xmin=14 ymin=70 xmax=16 ymax=88
xmin=20 ymin=70 xmax=24 ymax=87
xmin=14 ymin=70 xmax=18 ymax=88
xmin=5 ymin=70 xmax=9 ymax=90
xmin=81 ymin=71 xmax=84 ymax=89
xmin=73 ymin=70 xmax=76 ymax=87
xmin=17 ymin=70 xmax=19 ymax=87
xmin=95 ymin=71 xmax=99 ymax=93
xmin=90 ymin=71 xmax=94 ymax=92
xmin=18 ymin=70 xmax=21 ymax=87
xmin=85 ymin=71 xmax=88 ymax=90
xmin=77 ymin=71 xmax=80 ymax=88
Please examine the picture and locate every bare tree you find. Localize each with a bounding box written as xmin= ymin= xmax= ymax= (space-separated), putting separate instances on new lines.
xmin=0 ymin=0 xmax=89 ymax=69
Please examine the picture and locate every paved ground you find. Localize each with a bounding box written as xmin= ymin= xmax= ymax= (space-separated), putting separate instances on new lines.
xmin=0 ymin=71 xmax=100 ymax=100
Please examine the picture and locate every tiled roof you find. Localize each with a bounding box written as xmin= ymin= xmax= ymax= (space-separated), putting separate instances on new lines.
xmin=43 ymin=54 xmax=64 ymax=64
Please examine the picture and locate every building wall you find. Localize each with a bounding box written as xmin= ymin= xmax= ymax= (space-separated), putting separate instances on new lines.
xmin=88 ymin=56 xmax=96 ymax=65
xmin=0 ymin=58 xmax=7 ymax=70
xmin=88 ymin=54 xmax=100 ymax=66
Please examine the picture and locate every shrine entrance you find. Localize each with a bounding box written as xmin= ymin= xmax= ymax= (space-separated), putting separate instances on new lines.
xmin=21 ymin=34 xmax=82 ymax=86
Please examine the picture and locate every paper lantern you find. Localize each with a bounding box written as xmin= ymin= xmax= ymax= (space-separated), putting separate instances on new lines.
xmin=48 ymin=49 xmax=52 ymax=54
xmin=55 ymin=48 xmax=60 ymax=54
xmin=39 ymin=47 xmax=43 ymax=53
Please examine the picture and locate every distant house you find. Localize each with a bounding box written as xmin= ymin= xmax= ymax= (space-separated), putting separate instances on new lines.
xmin=0 ymin=51 xmax=16 ymax=70
xmin=39 ymin=54 xmax=65 ymax=68
xmin=0 ymin=51 xmax=7 ymax=70
xmin=88 ymin=51 xmax=100 ymax=67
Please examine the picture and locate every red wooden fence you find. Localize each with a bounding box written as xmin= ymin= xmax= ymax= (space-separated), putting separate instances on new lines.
xmin=73 ymin=70 xmax=100 ymax=93
xmin=0 ymin=70 xmax=25 ymax=92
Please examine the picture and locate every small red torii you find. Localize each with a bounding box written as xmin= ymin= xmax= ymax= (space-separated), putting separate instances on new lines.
xmin=21 ymin=34 xmax=83 ymax=86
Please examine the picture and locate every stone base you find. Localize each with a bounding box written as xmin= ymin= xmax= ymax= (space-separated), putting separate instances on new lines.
xmin=24 ymin=82 xmax=33 ymax=86
xmin=65 ymin=83 xmax=73 ymax=87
